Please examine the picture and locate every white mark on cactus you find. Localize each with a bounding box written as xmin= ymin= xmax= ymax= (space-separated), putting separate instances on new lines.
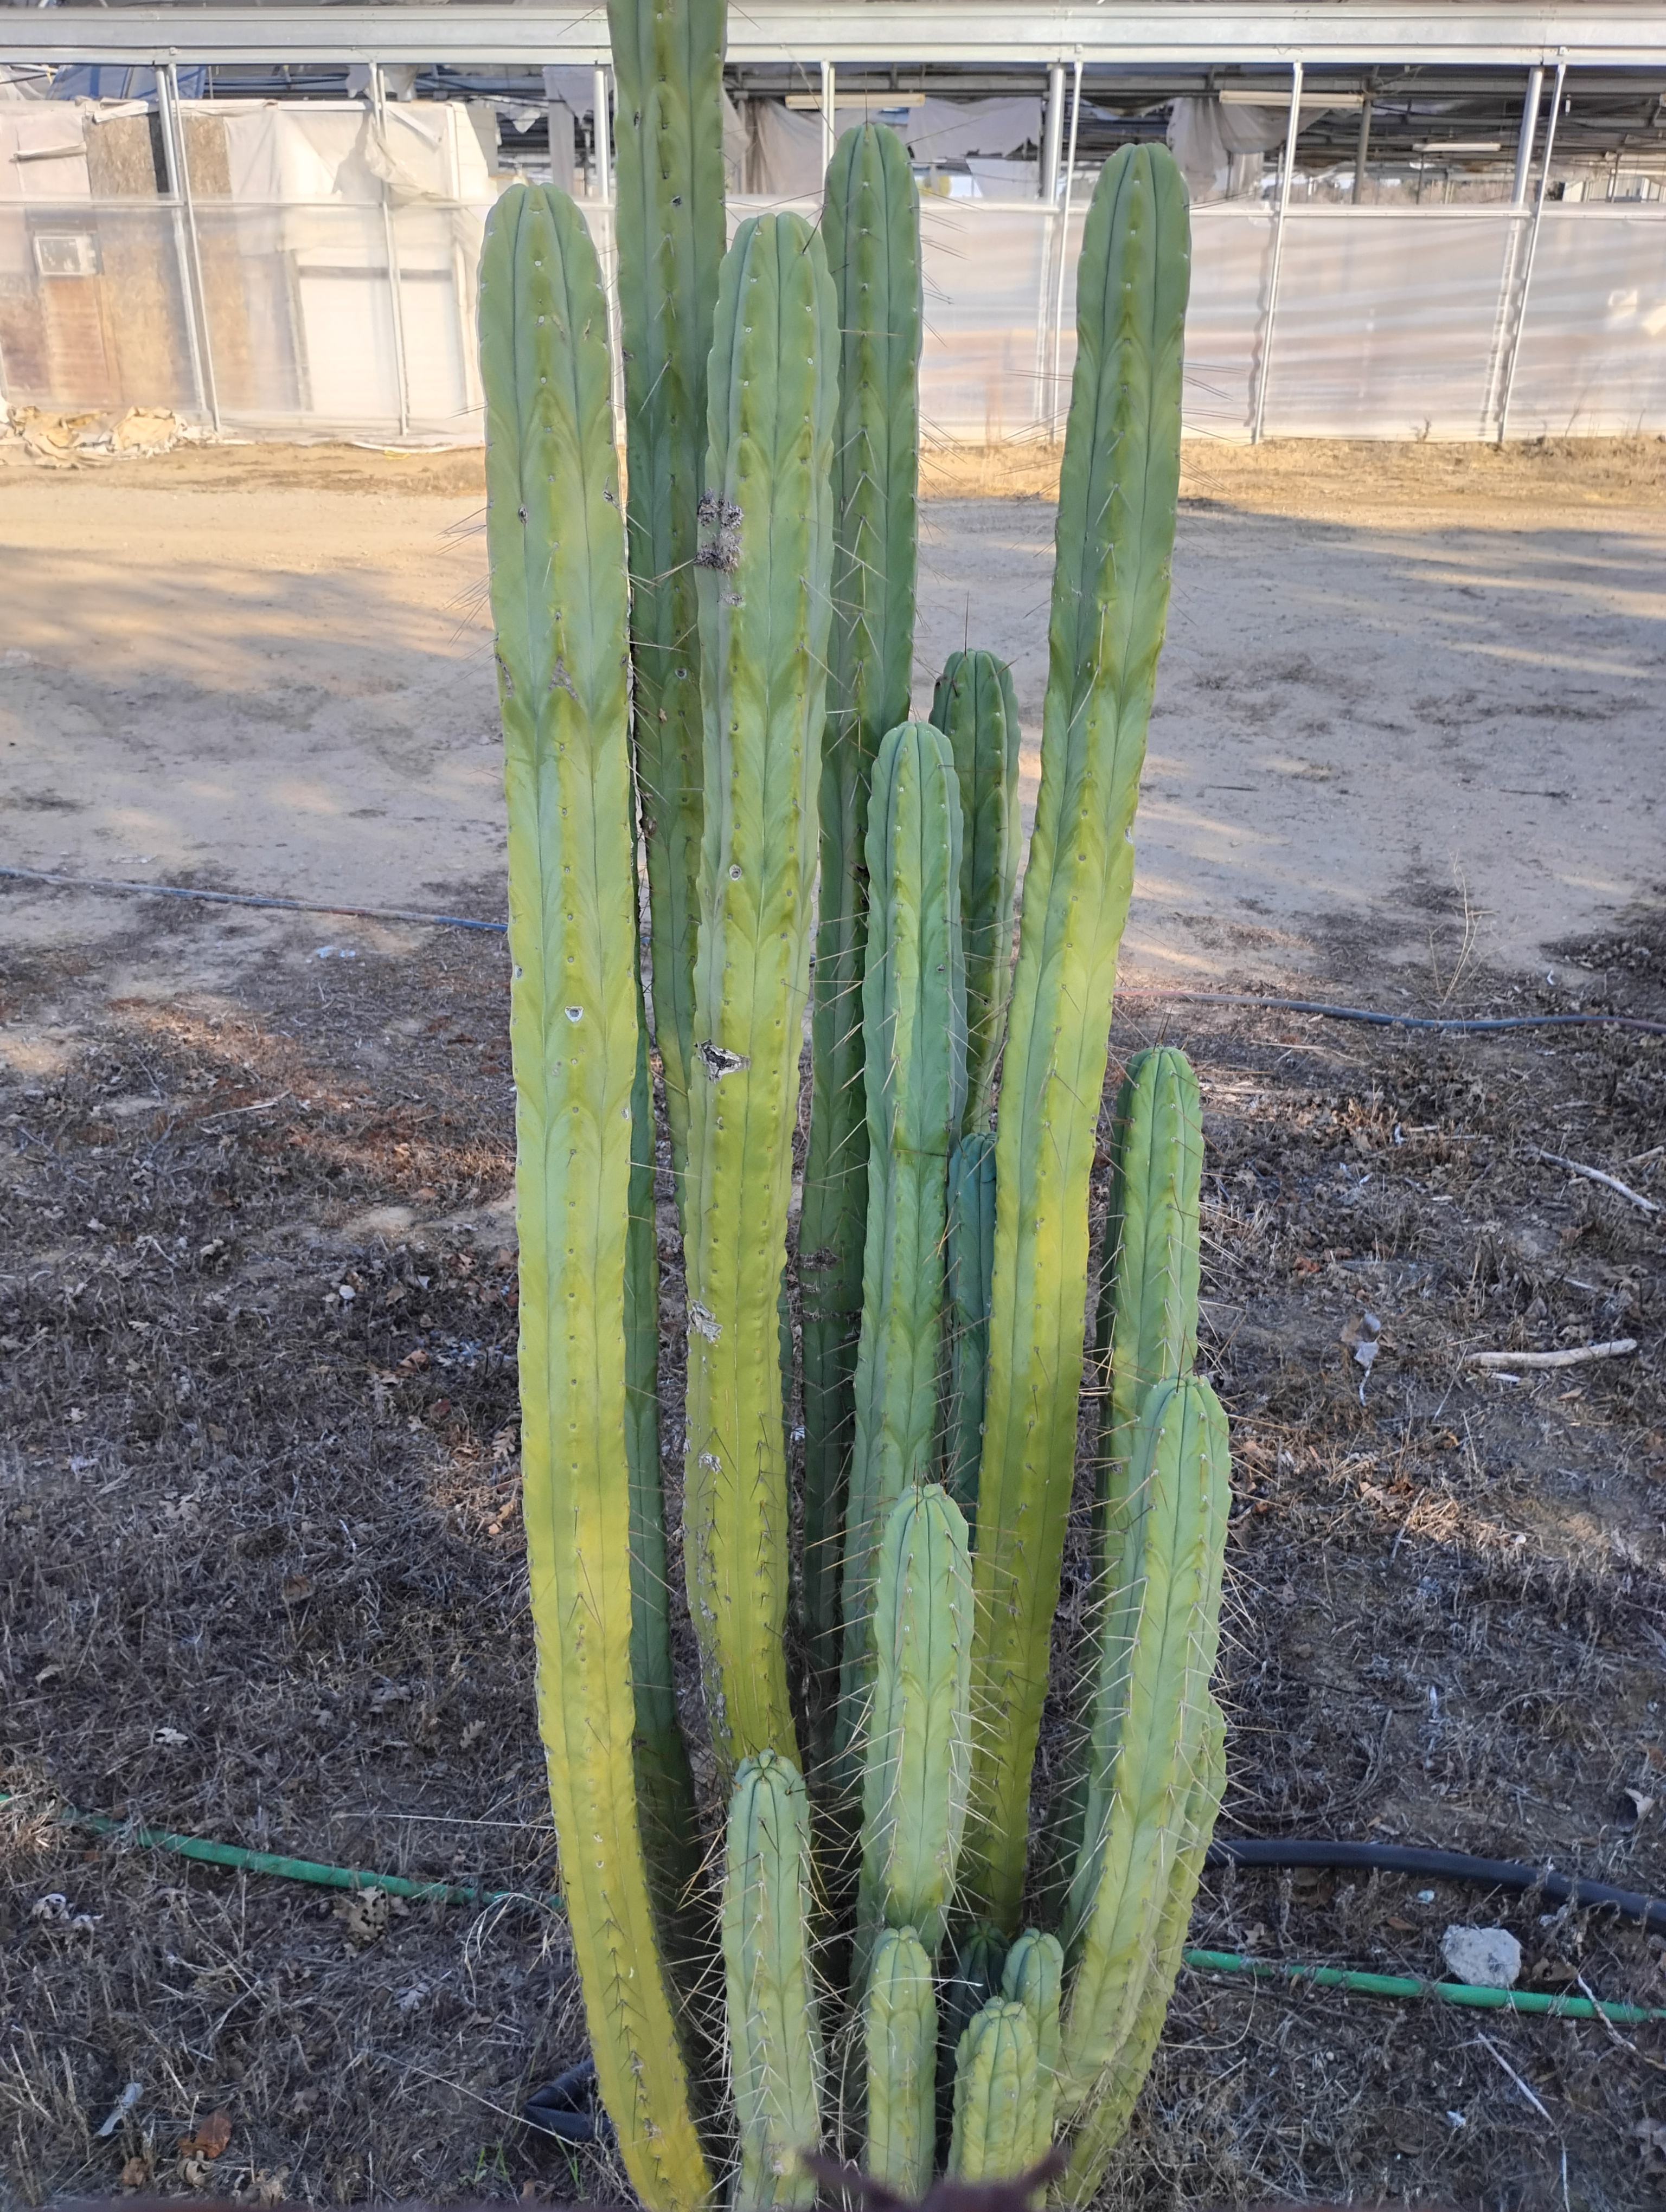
xmin=565 ymin=1006 xmax=583 ymax=1024
xmin=699 ymin=1450 xmax=722 ymax=1473
xmin=689 ymin=1304 xmax=721 ymax=1342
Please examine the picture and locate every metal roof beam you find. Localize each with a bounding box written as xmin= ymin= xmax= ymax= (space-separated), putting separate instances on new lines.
xmin=4 ymin=4 xmax=1666 ymax=70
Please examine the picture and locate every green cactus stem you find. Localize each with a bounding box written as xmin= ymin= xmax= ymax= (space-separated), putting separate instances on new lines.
xmin=1059 ymin=1700 xmax=1225 ymax=2204
xmin=681 ymin=211 xmax=838 ymax=1779
xmin=802 ymin=121 xmax=923 ymax=1717
xmin=1001 ymin=1930 xmax=1063 ymax=2160
xmin=854 ymin=1484 xmax=972 ymax=1983
xmin=949 ymin=2000 xmax=1040 ymax=2181
xmin=479 ymin=182 xmax=708 ymax=2212
xmin=724 ymin=1750 xmax=823 ymax=2211
xmin=607 ymin=0 xmax=727 ymax=1193
xmin=862 ymin=1926 xmax=937 ymax=2199
xmin=1059 ymin=1376 xmax=1229 ymax=2107
xmin=963 ymin=144 xmax=1190 ymax=1932
xmin=938 ymin=1918 xmax=1010 ymax=2136
xmin=1094 ymin=1046 xmax=1202 ymax=1519
xmin=624 ymin=942 xmax=703 ymax=1949
xmin=942 ymin=1129 xmax=996 ymax=1526
xmin=835 ymin=722 xmax=967 ymax=1783
xmin=930 ymin=650 xmax=1022 ymax=1134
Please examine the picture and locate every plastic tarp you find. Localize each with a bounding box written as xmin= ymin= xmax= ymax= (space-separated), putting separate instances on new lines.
xmin=3 ymin=105 xmax=1665 ymax=445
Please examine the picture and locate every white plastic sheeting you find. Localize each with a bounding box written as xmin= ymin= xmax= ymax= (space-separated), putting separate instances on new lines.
xmin=3 ymin=104 xmax=1664 ymax=442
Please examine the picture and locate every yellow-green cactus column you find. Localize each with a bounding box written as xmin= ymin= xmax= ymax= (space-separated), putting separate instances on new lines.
xmin=681 ymin=212 xmax=838 ymax=1777
xmin=479 ymin=182 xmax=708 ymax=2212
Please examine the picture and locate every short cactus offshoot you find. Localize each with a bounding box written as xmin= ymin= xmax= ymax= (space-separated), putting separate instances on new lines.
xmin=479 ymin=8 xmax=1226 ymax=2201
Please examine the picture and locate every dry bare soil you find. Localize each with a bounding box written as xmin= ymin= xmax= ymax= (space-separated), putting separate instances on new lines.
xmin=2 ymin=439 xmax=1664 ymax=2211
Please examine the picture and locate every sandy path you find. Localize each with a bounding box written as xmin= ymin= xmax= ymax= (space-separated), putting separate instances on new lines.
xmin=1 ymin=440 xmax=1660 ymax=991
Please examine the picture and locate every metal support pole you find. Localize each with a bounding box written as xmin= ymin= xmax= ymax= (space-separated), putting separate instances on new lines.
xmin=369 ymin=61 xmax=412 ymax=436
xmin=1040 ymin=60 xmax=1064 ymax=200
xmin=1251 ymin=59 xmax=1303 ymax=445
xmin=592 ymin=62 xmax=611 ymax=199
xmin=1496 ymin=55 xmax=1566 ymax=444
xmin=1049 ymin=52 xmax=1082 ymax=440
xmin=1512 ymin=65 xmax=1544 ymax=204
xmin=821 ymin=59 xmax=836 ymax=178
xmin=157 ymin=59 xmax=217 ymax=430
xmin=1352 ymin=95 xmax=1371 ymax=203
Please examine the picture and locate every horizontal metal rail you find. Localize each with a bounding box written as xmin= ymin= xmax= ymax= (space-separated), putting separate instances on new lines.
xmin=2 ymin=3 xmax=1664 ymax=69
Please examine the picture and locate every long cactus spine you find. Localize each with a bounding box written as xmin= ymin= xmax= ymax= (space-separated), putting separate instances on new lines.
xmin=479 ymin=183 xmax=707 ymax=2212
xmin=964 ymin=146 xmax=1190 ymax=1930
xmin=836 ymin=722 xmax=966 ymax=1780
xmin=608 ymin=0 xmax=726 ymax=1192
xmin=682 ymin=211 xmax=838 ymax=1777
xmin=801 ymin=123 xmax=922 ymax=1715
xmin=724 ymin=1751 xmax=823 ymax=2210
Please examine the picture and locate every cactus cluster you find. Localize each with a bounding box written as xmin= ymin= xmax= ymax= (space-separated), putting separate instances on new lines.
xmin=479 ymin=7 xmax=1228 ymax=2208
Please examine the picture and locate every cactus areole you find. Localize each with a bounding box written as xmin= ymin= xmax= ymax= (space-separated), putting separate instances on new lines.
xmin=479 ymin=9 xmax=1223 ymax=2198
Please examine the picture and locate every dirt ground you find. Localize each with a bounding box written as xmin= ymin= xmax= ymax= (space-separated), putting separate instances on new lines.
xmin=2 ymin=440 xmax=1664 ymax=2210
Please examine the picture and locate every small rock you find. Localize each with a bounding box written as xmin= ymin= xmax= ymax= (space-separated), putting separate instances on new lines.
xmin=1441 ymin=1922 xmax=1521 ymax=1989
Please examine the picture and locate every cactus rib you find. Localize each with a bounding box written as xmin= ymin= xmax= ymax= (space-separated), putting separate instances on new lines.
xmin=607 ymin=0 xmax=727 ymax=1192
xmin=802 ymin=122 xmax=923 ymax=1713
xmin=963 ymin=145 xmax=1191 ymax=1930
xmin=835 ymin=722 xmax=967 ymax=1782
xmin=681 ymin=211 xmax=838 ymax=1777
xmin=724 ymin=1751 xmax=823 ymax=2210
xmin=480 ymin=182 xmax=708 ymax=2212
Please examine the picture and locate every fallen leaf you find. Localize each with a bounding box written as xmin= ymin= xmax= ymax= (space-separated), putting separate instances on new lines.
xmin=177 ymin=2108 xmax=231 ymax=2159
xmin=253 ymin=2168 xmax=291 ymax=2207
xmin=120 ymin=2153 xmax=154 ymax=2190
xmin=335 ymin=1887 xmax=391 ymax=1948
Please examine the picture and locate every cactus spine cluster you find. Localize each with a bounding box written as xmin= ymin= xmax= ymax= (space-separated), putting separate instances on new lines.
xmin=480 ymin=9 xmax=1225 ymax=2200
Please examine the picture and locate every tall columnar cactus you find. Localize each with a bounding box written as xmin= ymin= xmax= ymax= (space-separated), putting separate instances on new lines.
xmin=1095 ymin=1047 xmax=1203 ymax=1518
xmin=681 ymin=211 xmax=838 ymax=1778
xmin=607 ymin=0 xmax=727 ymax=1191
xmin=483 ymin=52 xmax=1220 ymax=2195
xmin=942 ymin=1129 xmax=996 ymax=1522
xmin=950 ymin=2001 xmax=1040 ymax=2181
xmin=479 ymin=183 xmax=707 ymax=2212
xmin=863 ymin=1927 xmax=938 ymax=2198
xmin=1059 ymin=1377 xmax=1229 ymax=2103
xmin=854 ymin=1483 xmax=973 ymax=1984
xmin=723 ymin=1750 xmax=823 ymax=2211
xmin=801 ymin=122 xmax=922 ymax=1714
xmin=930 ymin=650 xmax=1022 ymax=1135
xmin=933 ymin=650 xmax=1020 ymax=1531
xmin=964 ymin=145 xmax=1190 ymax=1932
xmin=835 ymin=723 xmax=967 ymax=1780
xmin=1059 ymin=1701 xmax=1226 ymax=2205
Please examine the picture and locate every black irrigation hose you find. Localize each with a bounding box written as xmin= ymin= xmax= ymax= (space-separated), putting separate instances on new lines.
xmin=4 ymin=869 xmax=1663 ymax=1036
xmin=0 ymin=865 xmax=506 ymax=935
xmin=1207 ymin=1836 xmax=1666 ymax=1934
xmin=1116 ymin=987 xmax=1666 ymax=1039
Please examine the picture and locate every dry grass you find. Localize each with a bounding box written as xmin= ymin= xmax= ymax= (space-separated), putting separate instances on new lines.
xmin=2 ymin=883 xmax=1663 ymax=2208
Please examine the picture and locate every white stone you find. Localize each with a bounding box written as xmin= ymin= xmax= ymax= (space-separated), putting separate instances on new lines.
xmin=1441 ymin=1923 xmax=1522 ymax=1989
